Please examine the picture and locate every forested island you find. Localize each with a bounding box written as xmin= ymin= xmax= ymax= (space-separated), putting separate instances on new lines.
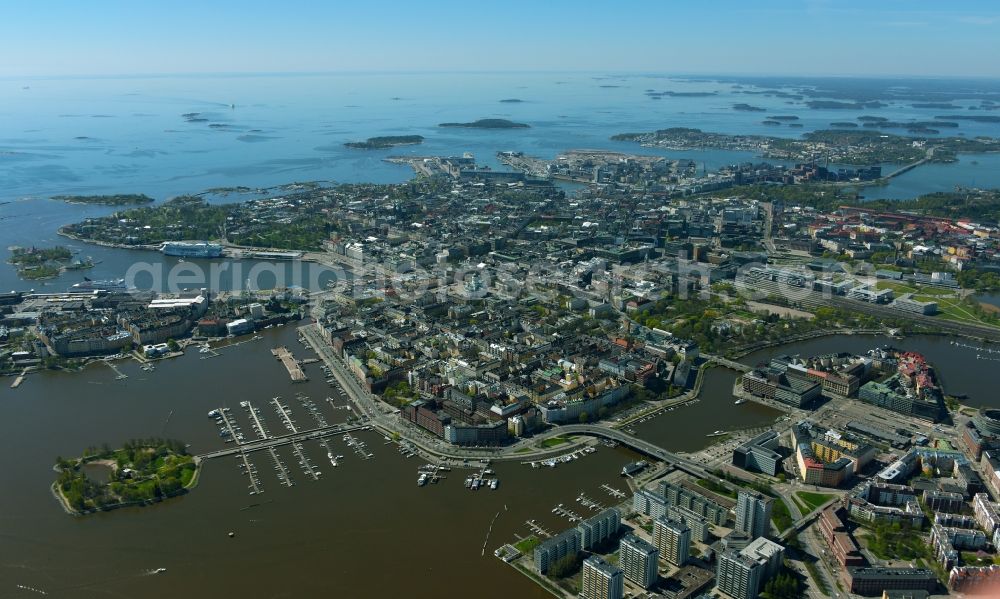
xmin=732 ymin=103 xmax=766 ymax=112
xmin=344 ymin=135 xmax=424 ymax=149
xmin=7 ymin=245 xmax=92 ymax=280
xmin=53 ymin=439 xmax=199 ymax=515
xmin=438 ymin=118 xmax=529 ymax=129
xmin=499 ymin=98 xmax=524 ymax=103
xmin=806 ymin=100 xmax=887 ymax=109
xmin=51 ymin=194 xmax=154 ymax=206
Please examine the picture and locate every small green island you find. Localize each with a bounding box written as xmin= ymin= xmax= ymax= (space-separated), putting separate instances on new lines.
xmin=8 ymin=245 xmax=93 ymax=280
xmin=733 ymin=103 xmax=766 ymax=112
xmin=51 ymin=194 xmax=154 ymax=206
xmin=438 ymin=118 xmax=529 ymax=129
xmin=499 ymin=98 xmax=525 ymax=103
xmin=53 ymin=438 xmax=200 ymax=515
xmin=344 ymin=135 xmax=425 ymax=149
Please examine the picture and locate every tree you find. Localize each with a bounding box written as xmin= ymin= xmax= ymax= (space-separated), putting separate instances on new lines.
xmin=578 ymin=411 xmax=589 ymax=424
xmin=166 ymin=338 xmax=179 ymax=352
xmin=760 ymin=571 xmax=800 ymax=599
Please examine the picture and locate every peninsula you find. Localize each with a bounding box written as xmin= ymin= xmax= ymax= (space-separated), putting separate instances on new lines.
xmin=344 ymin=135 xmax=424 ymax=149
xmin=53 ymin=439 xmax=199 ymax=515
xmin=438 ymin=118 xmax=529 ymax=129
xmin=51 ymin=194 xmax=154 ymax=206
xmin=7 ymin=245 xmax=92 ymax=280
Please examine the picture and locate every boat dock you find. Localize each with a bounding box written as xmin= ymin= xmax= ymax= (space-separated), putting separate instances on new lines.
xmin=104 ymin=359 xmax=128 ymax=380
xmin=601 ymin=484 xmax=626 ymax=499
xmin=237 ymin=451 xmax=263 ymax=495
xmin=271 ymin=346 xmax=307 ymax=382
xmin=576 ymin=492 xmax=604 ymax=511
xmin=343 ymin=431 xmax=373 ymax=460
xmin=270 ymin=396 xmax=299 ymax=434
xmin=551 ymin=503 xmax=582 ymax=522
xmin=242 ymin=402 xmax=271 ymax=440
xmin=10 ymin=368 xmax=27 ymax=389
xmin=291 ymin=441 xmax=320 ymax=481
xmin=267 ymin=447 xmax=294 ymax=487
xmin=525 ymin=519 xmax=552 ymax=538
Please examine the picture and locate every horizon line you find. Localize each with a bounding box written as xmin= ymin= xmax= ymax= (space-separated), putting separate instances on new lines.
xmin=4 ymin=69 xmax=1000 ymax=82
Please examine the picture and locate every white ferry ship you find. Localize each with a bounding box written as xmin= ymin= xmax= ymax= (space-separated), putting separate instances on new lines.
xmin=160 ymin=241 xmax=224 ymax=258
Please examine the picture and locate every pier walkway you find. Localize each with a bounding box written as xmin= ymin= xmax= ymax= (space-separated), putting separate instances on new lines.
xmin=197 ymin=422 xmax=367 ymax=460
xmin=272 ymin=346 xmax=307 ymax=382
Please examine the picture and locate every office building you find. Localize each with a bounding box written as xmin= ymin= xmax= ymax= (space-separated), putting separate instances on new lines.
xmin=581 ymin=556 xmax=624 ymax=599
xmin=620 ymin=533 xmax=659 ymax=589
xmin=735 ymin=490 xmax=772 ymax=540
xmin=654 ymin=516 xmax=691 ymax=566
xmin=732 ymin=430 xmax=784 ymax=476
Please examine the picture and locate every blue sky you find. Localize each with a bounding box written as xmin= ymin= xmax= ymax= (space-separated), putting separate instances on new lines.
xmin=2 ymin=0 xmax=999 ymax=77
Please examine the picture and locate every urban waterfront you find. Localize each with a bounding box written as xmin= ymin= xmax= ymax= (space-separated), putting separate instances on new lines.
xmin=739 ymin=333 xmax=1000 ymax=409
xmin=1 ymin=325 xmax=648 ymax=598
xmin=7 ymin=323 xmax=1000 ymax=595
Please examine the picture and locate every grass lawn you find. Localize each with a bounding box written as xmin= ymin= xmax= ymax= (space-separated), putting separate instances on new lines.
xmin=794 ymin=491 xmax=836 ymax=513
xmin=696 ymin=478 xmax=737 ymax=499
xmin=539 ymin=436 xmax=570 ymax=449
xmin=920 ymin=295 xmax=998 ymax=326
xmin=960 ymin=551 xmax=1000 ymax=566
xmin=771 ymin=497 xmax=794 ymax=532
xmin=876 ymin=281 xmax=919 ymax=294
xmin=514 ymin=536 xmax=540 ymax=554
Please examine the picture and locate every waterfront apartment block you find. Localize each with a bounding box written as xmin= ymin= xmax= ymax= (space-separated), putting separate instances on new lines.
xmin=619 ymin=533 xmax=659 ymax=589
xmin=657 ymin=481 xmax=729 ymax=526
xmin=534 ymin=528 xmax=581 ymax=574
xmin=732 ymin=430 xmax=784 ymax=476
xmin=581 ymin=555 xmax=624 ymax=599
xmin=633 ymin=488 xmax=669 ymax=520
xmin=653 ymin=516 xmax=691 ymax=567
xmin=858 ymin=380 xmax=942 ymax=421
xmin=734 ymin=490 xmax=772 ymax=540
xmin=578 ymin=508 xmax=621 ymax=550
